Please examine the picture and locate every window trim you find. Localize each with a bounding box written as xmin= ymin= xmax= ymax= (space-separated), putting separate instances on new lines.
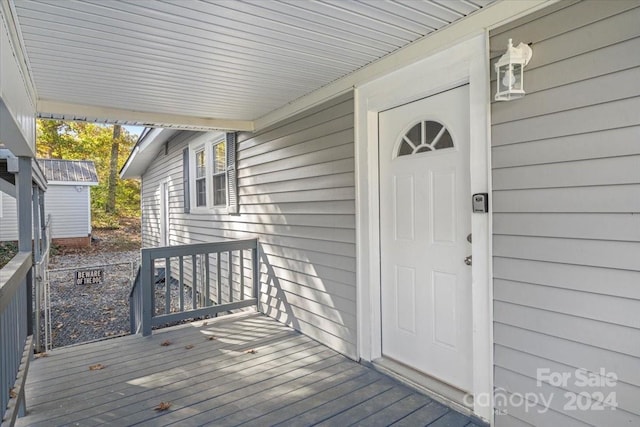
xmin=188 ymin=132 xmax=228 ymax=213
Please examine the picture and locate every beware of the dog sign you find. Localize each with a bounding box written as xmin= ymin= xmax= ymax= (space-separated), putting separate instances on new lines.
xmin=75 ymin=269 xmax=103 ymax=285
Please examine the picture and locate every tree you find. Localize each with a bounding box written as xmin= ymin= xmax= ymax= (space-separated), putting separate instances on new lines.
xmin=36 ymin=120 xmax=141 ymax=226
xmin=106 ymin=125 xmax=121 ymax=214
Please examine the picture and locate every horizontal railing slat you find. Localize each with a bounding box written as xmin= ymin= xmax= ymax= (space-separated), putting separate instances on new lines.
xmin=151 ymin=299 xmax=258 ymax=326
xmin=0 ymin=252 xmax=32 ymax=313
xmin=142 ymin=239 xmax=257 ymax=259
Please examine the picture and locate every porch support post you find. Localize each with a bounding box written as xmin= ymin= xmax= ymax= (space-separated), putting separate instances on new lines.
xmin=141 ymin=249 xmax=153 ymax=336
xmin=32 ymin=184 xmax=42 ymax=352
xmin=32 ymin=185 xmax=40 ymax=263
xmin=16 ymin=156 xmax=33 ymax=336
xmin=38 ymin=187 xmax=46 ymax=249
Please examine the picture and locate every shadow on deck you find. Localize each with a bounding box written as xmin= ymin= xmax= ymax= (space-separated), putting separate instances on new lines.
xmin=17 ymin=313 xmax=481 ymax=427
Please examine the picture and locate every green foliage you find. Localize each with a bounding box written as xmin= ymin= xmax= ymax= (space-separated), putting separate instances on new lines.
xmin=37 ymin=120 xmax=140 ymax=228
xmin=0 ymin=241 xmax=18 ymax=269
xmin=91 ymin=210 xmax=122 ymax=229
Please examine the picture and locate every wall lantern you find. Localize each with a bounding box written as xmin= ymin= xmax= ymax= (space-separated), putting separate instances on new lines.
xmin=494 ymin=38 xmax=533 ymax=101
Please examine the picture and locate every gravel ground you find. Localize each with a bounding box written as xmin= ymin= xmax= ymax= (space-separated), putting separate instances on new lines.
xmin=42 ymin=250 xmax=140 ymax=348
xmin=40 ymin=250 xmax=202 ymax=349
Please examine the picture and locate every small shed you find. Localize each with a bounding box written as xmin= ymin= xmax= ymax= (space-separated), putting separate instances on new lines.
xmin=0 ymin=159 xmax=98 ymax=246
xmin=38 ymin=159 xmax=98 ymax=247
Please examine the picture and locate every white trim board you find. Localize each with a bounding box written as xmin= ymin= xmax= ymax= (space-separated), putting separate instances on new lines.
xmin=36 ymin=100 xmax=255 ymax=132
xmin=354 ymin=33 xmax=493 ymax=423
xmin=47 ymin=181 xmax=98 ymax=186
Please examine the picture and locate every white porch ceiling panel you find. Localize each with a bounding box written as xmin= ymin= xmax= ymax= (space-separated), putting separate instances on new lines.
xmin=12 ymin=0 xmax=492 ymax=129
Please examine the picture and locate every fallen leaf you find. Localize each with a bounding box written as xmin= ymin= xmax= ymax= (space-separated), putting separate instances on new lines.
xmin=185 ymin=344 xmax=194 ymax=350
xmin=206 ymin=336 xmax=216 ymax=341
xmin=34 ymin=353 xmax=48 ymax=359
xmin=160 ymin=340 xmax=172 ymax=346
xmin=154 ymin=401 xmax=172 ymax=411
xmin=244 ymin=349 xmax=257 ymax=354
xmin=89 ymin=364 xmax=105 ymax=371
xmin=202 ymin=321 xmax=208 ymax=326
xmin=9 ymin=388 xmax=17 ymax=399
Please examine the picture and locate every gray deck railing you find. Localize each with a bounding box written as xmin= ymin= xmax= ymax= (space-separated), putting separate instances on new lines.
xmin=34 ymin=214 xmax=52 ymax=353
xmin=130 ymin=239 xmax=259 ymax=336
xmin=129 ymin=267 xmax=143 ymax=335
xmin=0 ymin=251 xmax=33 ymax=425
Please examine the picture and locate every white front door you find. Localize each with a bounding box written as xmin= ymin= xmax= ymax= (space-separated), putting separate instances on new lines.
xmin=379 ymin=84 xmax=473 ymax=392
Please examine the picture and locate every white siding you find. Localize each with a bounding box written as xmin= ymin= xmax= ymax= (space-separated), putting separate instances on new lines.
xmin=141 ymin=93 xmax=357 ymax=358
xmin=0 ymin=192 xmax=18 ymax=241
xmin=0 ymin=6 xmax=36 ymax=154
xmin=490 ymin=2 xmax=640 ymax=426
xmin=45 ymin=185 xmax=91 ymax=238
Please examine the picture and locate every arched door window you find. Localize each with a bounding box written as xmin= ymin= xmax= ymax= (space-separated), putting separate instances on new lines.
xmin=397 ymin=120 xmax=454 ymax=157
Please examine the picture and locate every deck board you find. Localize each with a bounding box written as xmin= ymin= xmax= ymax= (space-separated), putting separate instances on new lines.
xmin=16 ymin=313 xmax=481 ymax=426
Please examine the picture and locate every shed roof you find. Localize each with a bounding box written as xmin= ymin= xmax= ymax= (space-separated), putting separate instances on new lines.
xmin=37 ymin=159 xmax=98 ymax=185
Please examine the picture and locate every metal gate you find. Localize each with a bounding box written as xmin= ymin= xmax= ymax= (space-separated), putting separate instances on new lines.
xmin=41 ymin=260 xmax=137 ymax=350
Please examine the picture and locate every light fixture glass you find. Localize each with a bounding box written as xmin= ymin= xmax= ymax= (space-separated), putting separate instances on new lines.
xmin=494 ymin=39 xmax=532 ymax=101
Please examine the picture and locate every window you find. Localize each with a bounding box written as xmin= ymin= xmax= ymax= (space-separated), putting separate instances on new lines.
xmin=397 ymin=120 xmax=454 ymax=157
xmin=186 ymin=132 xmax=235 ymax=212
xmin=195 ymin=148 xmax=207 ymax=207
xmin=212 ymin=141 xmax=226 ymax=206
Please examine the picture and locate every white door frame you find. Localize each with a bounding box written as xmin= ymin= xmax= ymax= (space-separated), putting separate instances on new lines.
xmin=354 ymin=33 xmax=493 ymax=422
xmin=160 ymin=180 xmax=170 ymax=247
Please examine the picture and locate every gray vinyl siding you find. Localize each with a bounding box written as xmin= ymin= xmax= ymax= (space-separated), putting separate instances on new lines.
xmin=1 ymin=185 xmax=91 ymax=240
xmin=44 ymin=185 xmax=91 ymax=239
xmin=490 ymin=1 xmax=640 ymax=426
xmin=0 ymin=192 xmax=18 ymax=241
xmin=45 ymin=185 xmax=91 ymax=238
xmin=141 ymin=92 xmax=357 ymax=358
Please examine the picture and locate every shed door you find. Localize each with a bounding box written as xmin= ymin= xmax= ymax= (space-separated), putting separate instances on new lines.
xmin=379 ymin=85 xmax=473 ymax=392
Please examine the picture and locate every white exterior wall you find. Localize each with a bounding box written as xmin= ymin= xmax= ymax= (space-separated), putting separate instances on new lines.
xmin=141 ymin=93 xmax=357 ymax=358
xmin=0 ymin=191 xmax=18 ymax=241
xmin=45 ymin=185 xmax=91 ymax=238
xmin=0 ymin=4 xmax=36 ymax=155
xmin=490 ymin=2 xmax=640 ymax=426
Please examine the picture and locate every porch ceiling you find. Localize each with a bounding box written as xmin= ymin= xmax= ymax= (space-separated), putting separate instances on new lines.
xmin=10 ymin=0 xmax=493 ymax=131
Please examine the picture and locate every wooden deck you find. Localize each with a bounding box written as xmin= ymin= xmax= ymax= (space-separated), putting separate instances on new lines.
xmin=16 ymin=313 xmax=482 ymax=427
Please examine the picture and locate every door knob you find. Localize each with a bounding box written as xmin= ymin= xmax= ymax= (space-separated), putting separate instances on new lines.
xmin=464 ymin=255 xmax=472 ymax=266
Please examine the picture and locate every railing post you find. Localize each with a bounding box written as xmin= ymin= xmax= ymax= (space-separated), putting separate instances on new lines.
xmin=252 ymin=242 xmax=260 ymax=312
xmin=240 ymin=250 xmax=245 ymax=301
xmin=228 ymin=250 xmax=233 ymax=302
xmin=191 ymin=254 xmax=197 ymax=310
xmin=129 ymin=290 xmax=135 ymax=334
xmin=216 ymin=253 xmax=222 ymax=306
xmin=141 ymin=250 xmax=153 ymax=336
